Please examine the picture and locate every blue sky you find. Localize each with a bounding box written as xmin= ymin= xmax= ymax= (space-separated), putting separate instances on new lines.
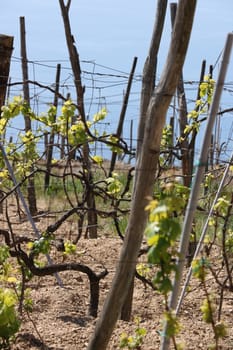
xmin=2 ymin=1 xmax=232 ymax=75
xmin=1 ymin=1 xmax=233 ymax=159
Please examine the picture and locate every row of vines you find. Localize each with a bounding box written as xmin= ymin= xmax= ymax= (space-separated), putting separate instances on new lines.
xmin=0 ymin=1 xmax=232 ymax=349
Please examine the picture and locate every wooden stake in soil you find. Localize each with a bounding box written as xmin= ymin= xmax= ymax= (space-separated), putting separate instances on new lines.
xmin=44 ymin=63 xmax=61 ymax=191
xmin=108 ymin=56 xmax=137 ymax=177
xmin=20 ymin=16 xmax=37 ymax=215
xmin=0 ymin=34 xmax=14 ymax=213
xmin=0 ymin=34 xmax=13 ymax=108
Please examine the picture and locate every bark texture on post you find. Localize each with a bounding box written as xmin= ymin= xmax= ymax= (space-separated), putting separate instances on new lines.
xmin=20 ymin=16 xmax=37 ymax=215
xmin=87 ymin=1 xmax=197 ymax=349
xmin=171 ymin=3 xmax=191 ymax=187
xmin=121 ymin=0 xmax=167 ymax=321
xmin=0 ymin=35 xmax=13 ymax=108
xmin=136 ymin=0 xmax=168 ymax=161
xmin=44 ymin=63 xmax=61 ymax=191
xmin=0 ymin=34 xmax=14 ymax=214
xmin=109 ymin=56 xmax=137 ymax=177
xmin=20 ymin=17 xmax=31 ymax=131
xmin=120 ymin=2 xmax=167 ymax=321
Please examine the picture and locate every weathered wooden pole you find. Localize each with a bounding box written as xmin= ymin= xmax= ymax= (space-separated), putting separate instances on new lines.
xmin=108 ymin=56 xmax=137 ymax=177
xmin=20 ymin=17 xmax=31 ymax=130
xmin=0 ymin=34 xmax=13 ymax=109
xmin=127 ymin=119 xmax=134 ymax=164
xmin=20 ymin=16 xmax=37 ymax=215
xmin=88 ymin=1 xmax=197 ymax=349
xmin=0 ymin=34 xmax=14 ymax=213
xmin=171 ymin=3 xmax=192 ymax=185
xmin=44 ymin=63 xmax=61 ymax=191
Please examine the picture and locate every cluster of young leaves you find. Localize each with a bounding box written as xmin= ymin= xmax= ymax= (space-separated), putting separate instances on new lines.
xmin=136 ymin=263 xmax=151 ymax=279
xmin=0 ymin=245 xmax=20 ymax=346
xmin=39 ymin=101 xmax=109 ymax=148
xmin=206 ymin=191 xmax=232 ymax=245
xmin=106 ymin=172 xmax=124 ymax=198
xmin=225 ymin=229 xmax=233 ymax=257
xmin=214 ymin=195 xmax=231 ymax=217
xmin=180 ymin=74 xmax=215 ymax=141
xmin=28 ymin=233 xmax=53 ymax=257
xmin=28 ymin=234 xmax=77 ymax=259
xmin=145 ymin=180 xmax=189 ymax=295
xmin=0 ymin=288 xmax=20 ymax=347
xmin=63 ymin=240 xmax=77 ymax=256
xmin=161 ymin=124 xmax=173 ymax=150
xmin=0 ymin=95 xmax=103 ymax=149
xmin=119 ymin=317 xmax=147 ymax=349
xmin=18 ymin=130 xmax=39 ymax=176
xmin=163 ymin=310 xmax=181 ymax=339
xmin=0 ymin=95 xmax=128 ymax=178
xmin=144 ymin=180 xmax=189 ymax=345
xmin=0 ymin=96 xmax=26 ymax=134
xmin=0 ymin=96 xmax=40 ymax=179
xmin=192 ymin=257 xmax=227 ymax=348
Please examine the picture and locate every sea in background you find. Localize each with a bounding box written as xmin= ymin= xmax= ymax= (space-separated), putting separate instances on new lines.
xmin=5 ymin=54 xmax=233 ymax=168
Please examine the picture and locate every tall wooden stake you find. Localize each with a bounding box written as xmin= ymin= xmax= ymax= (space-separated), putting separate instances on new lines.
xmin=0 ymin=35 xmax=13 ymax=108
xmin=108 ymin=56 xmax=137 ymax=177
xmin=44 ymin=63 xmax=61 ymax=191
xmin=0 ymin=34 xmax=14 ymax=213
xmin=20 ymin=16 xmax=37 ymax=215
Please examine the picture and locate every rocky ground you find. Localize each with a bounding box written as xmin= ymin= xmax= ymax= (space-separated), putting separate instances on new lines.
xmin=0 ymin=199 xmax=232 ymax=350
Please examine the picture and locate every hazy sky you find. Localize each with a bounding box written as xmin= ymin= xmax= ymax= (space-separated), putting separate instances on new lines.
xmin=2 ymin=1 xmax=233 ymax=76
xmin=1 ymin=1 xmax=233 ymax=158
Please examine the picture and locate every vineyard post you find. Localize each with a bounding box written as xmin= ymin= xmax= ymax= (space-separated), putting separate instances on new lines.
xmin=108 ymin=56 xmax=137 ymax=177
xmin=0 ymin=34 xmax=14 ymax=213
xmin=87 ymin=2 xmax=197 ymax=349
xmin=120 ymin=1 xmax=168 ymax=322
xmin=20 ymin=16 xmax=37 ymax=215
xmin=0 ymin=35 xmax=13 ymax=108
xmin=44 ymin=63 xmax=61 ymax=191
xmin=171 ymin=2 xmax=192 ymax=186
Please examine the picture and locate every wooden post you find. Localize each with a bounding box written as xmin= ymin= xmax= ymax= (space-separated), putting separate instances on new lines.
xmin=44 ymin=63 xmax=61 ymax=191
xmin=20 ymin=17 xmax=37 ymax=215
xmin=127 ymin=119 xmax=134 ymax=164
xmin=0 ymin=34 xmax=14 ymax=213
xmin=20 ymin=17 xmax=31 ymax=130
xmin=88 ymin=2 xmax=197 ymax=349
xmin=0 ymin=35 xmax=14 ymax=109
xmin=108 ymin=57 xmax=137 ymax=177
xmin=171 ymin=3 xmax=193 ymax=186
xmin=136 ymin=0 xmax=168 ymax=162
